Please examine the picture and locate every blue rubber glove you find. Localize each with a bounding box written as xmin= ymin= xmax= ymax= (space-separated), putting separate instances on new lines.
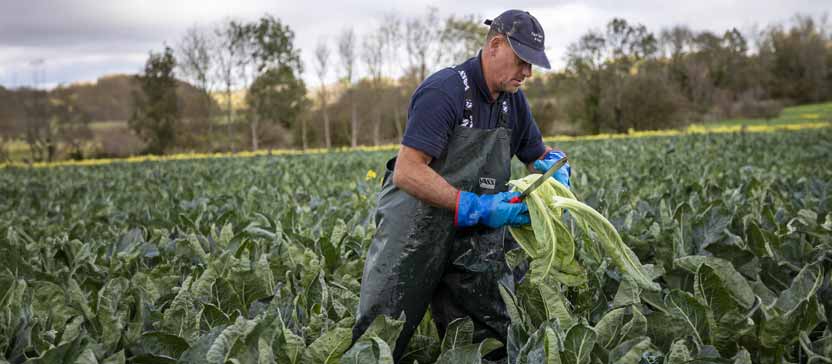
xmin=455 ymin=191 xmax=531 ymax=228
xmin=533 ymin=150 xmax=571 ymax=188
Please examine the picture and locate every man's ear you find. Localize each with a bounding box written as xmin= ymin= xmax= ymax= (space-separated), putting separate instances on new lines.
xmin=486 ymin=35 xmax=503 ymax=57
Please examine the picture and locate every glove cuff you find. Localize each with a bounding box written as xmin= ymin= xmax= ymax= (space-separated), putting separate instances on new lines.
xmin=455 ymin=191 xmax=480 ymax=228
xmin=545 ymin=150 xmax=566 ymax=160
xmin=533 ymin=159 xmax=547 ymax=173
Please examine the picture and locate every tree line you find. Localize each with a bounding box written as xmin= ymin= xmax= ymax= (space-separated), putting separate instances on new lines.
xmin=528 ymin=15 xmax=832 ymax=134
xmin=0 ymin=9 xmax=830 ymax=161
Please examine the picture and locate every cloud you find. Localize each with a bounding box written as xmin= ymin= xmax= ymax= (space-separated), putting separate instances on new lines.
xmin=0 ymin=0 xmax=829 ymax=88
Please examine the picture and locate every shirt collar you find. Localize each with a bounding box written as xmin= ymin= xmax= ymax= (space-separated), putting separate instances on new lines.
xmin=467 ymin=50 xmax=498 ymax=104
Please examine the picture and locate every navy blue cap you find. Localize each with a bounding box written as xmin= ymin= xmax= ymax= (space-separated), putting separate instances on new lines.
xmin=484 ymin=10 xmax=551 ymax=69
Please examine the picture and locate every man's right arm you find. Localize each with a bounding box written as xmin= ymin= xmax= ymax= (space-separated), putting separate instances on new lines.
xmin=392 ymin=144 xmax=458 ymax=210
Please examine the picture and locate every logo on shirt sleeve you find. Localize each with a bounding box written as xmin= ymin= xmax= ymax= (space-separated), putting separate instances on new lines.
xmin=458 ymin=70 xmax=470 ymax=91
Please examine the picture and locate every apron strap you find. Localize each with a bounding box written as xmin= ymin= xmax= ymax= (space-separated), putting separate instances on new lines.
xmin=495 ymin=94 xmax=510 ymax=129
xmin=453 ymin=65 xmax=511 ymax=130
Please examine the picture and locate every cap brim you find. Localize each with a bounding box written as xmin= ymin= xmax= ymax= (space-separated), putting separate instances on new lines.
xmin=507 ymin=37 xmax=551 ymax=70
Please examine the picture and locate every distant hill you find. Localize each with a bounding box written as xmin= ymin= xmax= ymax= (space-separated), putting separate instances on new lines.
xmin=54 ymin=74 xmax=140 ymax=121
xmin=6 ymin=74 xmax=219 ymax=122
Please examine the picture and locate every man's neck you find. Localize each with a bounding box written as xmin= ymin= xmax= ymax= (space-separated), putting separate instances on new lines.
xmin=479 ymin=51 xmax=500 ymax=102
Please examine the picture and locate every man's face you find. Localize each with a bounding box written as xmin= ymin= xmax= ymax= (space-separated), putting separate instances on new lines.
xmin=490 ymin=36 xmax=533 ymax=94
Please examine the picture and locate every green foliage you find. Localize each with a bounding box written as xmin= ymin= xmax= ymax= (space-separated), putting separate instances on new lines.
xmin=508 ymin=175 xmax=659 ymax=291
xmin=246 ymin=65 xmax=308 ymax=129
xmin=564 ymin=14 xmax=832 ymax=134
xmin=129 ymin=46 xmax=179 ymax=154
xmin=231 ymin=14 xmax=306 ymax=150
xmin=439 ymin=14 xmax=488 ymax=65
xmin=761 ymin=15 xmax=830 ymax=103
xmin=1 ymin=128 xmax=830 ymax=362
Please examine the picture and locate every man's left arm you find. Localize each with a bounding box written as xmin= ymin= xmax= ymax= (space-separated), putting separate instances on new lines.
xmin=526 ymin=146 xmax=553 ymax=173
xmin=515 ymin=94 xmax=556 ymax=172
xmin=516 ymin=95 xmax=570 ymax=187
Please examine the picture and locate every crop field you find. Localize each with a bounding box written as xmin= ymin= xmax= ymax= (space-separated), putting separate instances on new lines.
xmin=693 ymin=102 xmax=832 ymax=129
xmin=1 ymin=127 xmax=831 ymax=363
xmin=4 ymin=102 xmax=831 ymax=165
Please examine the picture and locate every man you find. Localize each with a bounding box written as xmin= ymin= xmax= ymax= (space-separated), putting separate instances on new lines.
xmin=352 ymin=9 xmax=571 ymax=362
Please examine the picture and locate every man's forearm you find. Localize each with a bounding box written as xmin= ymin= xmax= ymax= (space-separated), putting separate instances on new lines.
xmin=393 ymin=161 xmax=458 ymax=210
xmin=392 ymin=145 xmax=459 ymax=210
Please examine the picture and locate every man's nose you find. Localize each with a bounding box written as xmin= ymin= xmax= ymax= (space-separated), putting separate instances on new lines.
xmin=522 ymin=63 xmax=532 ymax=78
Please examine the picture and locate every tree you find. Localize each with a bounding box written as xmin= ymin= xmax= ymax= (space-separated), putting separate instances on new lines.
xmin=337 ymin=27 xmax=359 ymax=147
xmin=12 ymin=88 xmax=92 ymax=162
xmin=567 ymin=18 xmax=659 ymax=133
xmin=214 ymin=19 xmax=245 ymax=151
xmin=246 ymin=65 xmax=308 ymax=148
xmin=439 ymin=13 xmax=488 ymax=65
xmin=314 ymin=38 xmax=332 ymax=149
xmin=0 ymin=86 xmax=16 ymax=162
xmin=603 ymin=18 xmax=657 ymax=132
xmin=379 ymin=13 xmax=406 ymax=141
xmin=567 ymin=31 xmax=605 ymax=133
xmin=50 ymin=90 xmax=93 ymax=160
xmin=362 ymin=31 xmax=384 ymax=145
xmin=129 ymin=46 xmax=179 ymax=155
xmin=659 ymin=25 xmax=695 ymax=97
xmin=226 ymin=20 xmax=259 ymax=150
xmin=659 ymin=25 xmax=694 ymax=59
xmin=238 ymin=15 xmax=304 ymax=150
xmin=761 ymin=15 xmax=830 ymax=103
xmin=20 ymin=88 xmax=55 ymax=162
xmin=380 ymin=13 xmax=402 ymax=77
xmin=177 ymin=25 xmax=216 ymax=145
xmin=405 ymin=7 xmax=441 ymax=82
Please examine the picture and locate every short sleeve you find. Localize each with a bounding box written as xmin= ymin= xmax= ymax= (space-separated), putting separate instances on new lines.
xmin=402 ymin=86 xmax=461 ymax=159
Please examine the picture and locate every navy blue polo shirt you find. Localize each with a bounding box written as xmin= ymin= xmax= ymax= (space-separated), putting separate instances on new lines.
xmin=402 ymin=52 xmax=546 ymax=165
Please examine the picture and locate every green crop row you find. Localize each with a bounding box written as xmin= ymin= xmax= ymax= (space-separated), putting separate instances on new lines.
xmin=1 ymin=129 xmax=830 ymax=363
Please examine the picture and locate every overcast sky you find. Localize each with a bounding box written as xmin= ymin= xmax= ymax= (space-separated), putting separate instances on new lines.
xmin=0 ymin=0 xmax=828 ymax=89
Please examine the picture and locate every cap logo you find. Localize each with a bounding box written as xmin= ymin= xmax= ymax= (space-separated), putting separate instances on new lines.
xmin=531 ymin=31 xmax=543 ymax=44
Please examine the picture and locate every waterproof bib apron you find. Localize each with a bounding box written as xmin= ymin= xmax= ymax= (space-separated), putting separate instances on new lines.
xmin=353 ymin=66 xmax=518 ymax=361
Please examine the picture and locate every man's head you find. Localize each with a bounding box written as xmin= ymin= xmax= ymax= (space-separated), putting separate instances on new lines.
xmin=481 ymin=10 xmax=550 ymax=94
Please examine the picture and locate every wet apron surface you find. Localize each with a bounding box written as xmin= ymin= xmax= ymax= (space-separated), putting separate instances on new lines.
xmin=353 ymin=66 xmax=518 ymax=361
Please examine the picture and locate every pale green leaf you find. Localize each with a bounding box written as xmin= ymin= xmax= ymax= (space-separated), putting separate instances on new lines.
xmin=434 ymin=338 xmax=503 ymax=364
xmin=611 ymin=278 xmax=642 ymax=309
xmin=359 ymin=314 xmax=405 ymax=351
xmin=96 ymin=277 xmax=130 ymax=351
xmin=518 ymin=280 xmax=576 ymax=330
xmin=300 ymin=327 xmax=352 ymax=364
xmin=274 ymin=317 xmax=305 ymax=364
xmin=219 ymin=223 xmax=234 ymax=249
xmin=206 ymin=316 xmax=257 ymax=364
xmin=561 ymin=323 xmax=596 ymax=364
xmin=609 ymin=337 xmax=655 ymax=364
xmin=340 ymin=336 xmax=395 ymax=364
xmin=665 ymin=339 xmax=692 ymax=364
xmin=102 ymin=350 xmax=126 ymax=364
xmin=441 ymin=317 xmax=474 ymax=353
xmin=665 ymin=289 xmax=709 ymax=347
xmin=550 ymin=196 xmax=660 ymax=291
